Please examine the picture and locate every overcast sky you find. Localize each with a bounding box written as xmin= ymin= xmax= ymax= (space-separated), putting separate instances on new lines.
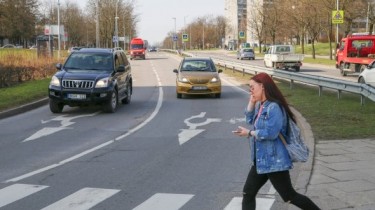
xmin=62 ymin=0 xmax=225 ymax=45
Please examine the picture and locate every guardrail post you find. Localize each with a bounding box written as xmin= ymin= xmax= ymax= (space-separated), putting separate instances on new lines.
xmin=224 ymin=65 xmax=227 ymax=72
xmin=243 ymin=68 xmax=245 ymax=77
xmin=337 ymin=90 xmax=341 ymax=99
xmin=361 ymin=95 xmax=365 ymax=105
xmin=318 ymin=86 xmax=322 ymax=97
xmin=232 ymin=66 xmax=235 ymax=74
xmin=290 ymin=79 xmax=294 ymax=89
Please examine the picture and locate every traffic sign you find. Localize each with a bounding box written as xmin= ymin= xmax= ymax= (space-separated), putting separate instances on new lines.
xmin=239 ymin=31 xmax=245 ymax=39
xmin=332 ymin=10 xmax=344 ymax=24
xmin=182 ymin=34 xmax=189 ymax=42
xmin=112 ymin=36 xmax=118 ymax=43
xmin=172 ymin=34 xmax=178 ymax=41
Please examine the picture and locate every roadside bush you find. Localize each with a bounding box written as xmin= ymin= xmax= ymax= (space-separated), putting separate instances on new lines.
xmin=0 ymin=50 xmax=59 ymax=88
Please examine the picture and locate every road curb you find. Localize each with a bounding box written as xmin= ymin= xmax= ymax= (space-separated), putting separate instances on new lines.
xmin=291 ymin=107 xmax=315 ymax=194
xmin=0 ymin=98 xmax=49 ymax=120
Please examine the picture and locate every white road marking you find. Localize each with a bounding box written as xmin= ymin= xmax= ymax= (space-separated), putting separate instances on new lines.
xmin=0 ymin=184 xmax=48 ymax=208
xmin=41 ymin=187 xmax=120 ymax=210
xmin=5 ymin=63 xmax=163 ymax=183
xmin=23 ymin=112 xmax=99 ymax=142
xmin=132 ymin=193 xmax=194 ymax=210
xmin=178 ymin=129 xmax=205 ymax=145
xmin=178 ymin=112 xmax=221 ymax=145
xmin=224 ymin=197 xmax=275 ymax=210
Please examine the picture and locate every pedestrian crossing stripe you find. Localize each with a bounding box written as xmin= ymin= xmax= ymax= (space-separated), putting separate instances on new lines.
xmin=0 ymin=184 xmax=276 ymax=210
xmin=41 ymin=188 xmax=120 ymax=210
xmin=0 ymin=184 xmax=48 ymax=208
xmin=132 ymin=193 xmax=194 ymax=210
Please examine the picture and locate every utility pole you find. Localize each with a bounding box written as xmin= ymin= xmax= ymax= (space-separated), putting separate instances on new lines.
xmin=57 ymin=0 xmax=60 ymax=58
xmin=336 ymin=0 xmax=339 ymax=44
xmin=96 ymin=0 xmax=100 ymax=47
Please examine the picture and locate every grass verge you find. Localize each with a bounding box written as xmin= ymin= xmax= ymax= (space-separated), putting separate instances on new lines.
xmin=0 ymin=78 xmax=50 ymax=111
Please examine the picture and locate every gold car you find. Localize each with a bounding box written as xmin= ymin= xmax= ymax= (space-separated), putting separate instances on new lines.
xmin=173 ymin=57 xmax=222 ymax=98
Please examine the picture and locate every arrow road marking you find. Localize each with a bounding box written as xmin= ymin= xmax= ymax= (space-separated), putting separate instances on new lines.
xmin=23 ymin=112 xmax=100 ymax=142
xmin=178 ymin=112 xmax=221 ymax=145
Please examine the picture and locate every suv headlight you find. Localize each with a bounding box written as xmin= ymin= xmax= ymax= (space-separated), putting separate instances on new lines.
xmin=95 ymin=77 xmax=110 ymax=88
xmin=50 ymin=76 xmax=61 ymax=87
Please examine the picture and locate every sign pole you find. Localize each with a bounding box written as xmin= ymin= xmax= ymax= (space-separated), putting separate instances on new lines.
xmin=336 ymin=0 xmax=339 ymax=44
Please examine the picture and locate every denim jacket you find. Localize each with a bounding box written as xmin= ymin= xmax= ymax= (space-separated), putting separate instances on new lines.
xmin=245 ymin=100 xmax=293 ymax=174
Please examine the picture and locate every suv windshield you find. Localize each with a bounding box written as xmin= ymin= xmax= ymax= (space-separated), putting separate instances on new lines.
xmin=64 ymin=53 xmax=113 ymax=71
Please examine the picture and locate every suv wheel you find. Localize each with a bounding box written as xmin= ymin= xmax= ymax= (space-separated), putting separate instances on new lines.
xmin=49 ymin=99 xmax=64 ymax=113
xmin=103 ymin=91 xmax=118 ymax=113
xmin=121 ymin=83 xmax=132 ymax=104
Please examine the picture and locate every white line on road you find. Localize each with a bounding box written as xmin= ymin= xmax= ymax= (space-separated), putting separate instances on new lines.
xmin=41 ymin=187 xmax=120 ymax=210
xmin=132 ymin=193 xmax=194 ymax=210
xmin=0 ymin=184 xmax=48 ymax=208
xmin=224 ymin=197 xmax=275 ymax=210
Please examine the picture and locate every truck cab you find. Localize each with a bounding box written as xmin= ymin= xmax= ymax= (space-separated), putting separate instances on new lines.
xmin=336 ymin=34 xmax=375 ymax=76
xmin=129 ymin=38 xmax=146 ymax=60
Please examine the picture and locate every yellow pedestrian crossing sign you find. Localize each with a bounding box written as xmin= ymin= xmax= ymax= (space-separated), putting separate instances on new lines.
xmin=332 ymin=10 xmax=344 ymax=24
xmin=182 ymin=34 xmax=188 ymax=42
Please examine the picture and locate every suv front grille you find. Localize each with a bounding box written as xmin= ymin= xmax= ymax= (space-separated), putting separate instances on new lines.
xmin=62 ymin=80 xmax=94 ymax=89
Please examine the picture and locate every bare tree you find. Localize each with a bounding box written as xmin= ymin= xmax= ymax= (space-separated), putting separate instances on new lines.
xmin=247 ymin=1 xmax=266 ymax=53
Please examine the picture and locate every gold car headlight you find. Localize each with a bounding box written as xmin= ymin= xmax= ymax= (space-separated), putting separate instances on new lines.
xmin=210 ymin=77 xmax=220 ymax=83
xmin=178 ymin=77 xmax=189 ymax=83
xmin=50 ymin=76 xmax=61 ymax=87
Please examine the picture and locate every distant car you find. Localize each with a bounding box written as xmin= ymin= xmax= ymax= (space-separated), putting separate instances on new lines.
xmin=173 ymin=57 xmax=222 ymax=98
xmin=48 ymin=48 xmax=133 ymax=113
xmin=358 ymin=60 xmax=375 ymax=86
xmin=148 ymin=47 xmax=157 ymax=52
xmin=29 ymin=45 xmax=37 ymax=50
xmin=1 ymin=44 xmax=16 ymax=48
xmin=68 ymin=47 xmax=81 ymax=54
xmin=114 ymin=47 xmax=124 ymax=51
xmin=237 ymin=48 xmax=255 ymax=60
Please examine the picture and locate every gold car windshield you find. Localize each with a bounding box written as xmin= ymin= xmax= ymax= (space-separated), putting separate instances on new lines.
xmin=181 ymin=60 xmax=215 ymax=72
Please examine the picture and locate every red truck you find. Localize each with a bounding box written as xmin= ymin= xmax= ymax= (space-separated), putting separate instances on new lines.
xmin=129 ymin=38 xmax=146 ymax=60
xmin=336 ymin=33 xmax=375 ymax=76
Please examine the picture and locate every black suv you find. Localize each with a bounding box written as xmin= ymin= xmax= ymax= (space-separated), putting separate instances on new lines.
xmin=48 ymin=48 xmax=132 ymax=113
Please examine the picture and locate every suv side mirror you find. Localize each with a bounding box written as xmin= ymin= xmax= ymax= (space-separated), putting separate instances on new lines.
xmin=117 ymin=65 xmax=126 ymax=72
xmin=56 ymin=63 xmax=62 ymax=70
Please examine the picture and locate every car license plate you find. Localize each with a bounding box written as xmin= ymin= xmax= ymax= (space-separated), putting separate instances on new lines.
xmin=192 ymin=86 xmax=207 ymax=90
xmin=67 ymin=94 xmax=86 ymax=99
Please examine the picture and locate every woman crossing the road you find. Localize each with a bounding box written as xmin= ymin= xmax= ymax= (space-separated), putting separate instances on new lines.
xmin=232 ymin=73 xmax=320 ymax=210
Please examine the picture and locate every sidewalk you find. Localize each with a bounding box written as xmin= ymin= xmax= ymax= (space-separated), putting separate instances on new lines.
xmin=288 ymin=106 xmax=375 ymax=209
xmin=298 ymin=139 xmax=375 ymax=209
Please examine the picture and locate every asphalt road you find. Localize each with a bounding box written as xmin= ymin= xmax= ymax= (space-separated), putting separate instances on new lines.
xmin=0 ymin=52 xmax=301 ymax=210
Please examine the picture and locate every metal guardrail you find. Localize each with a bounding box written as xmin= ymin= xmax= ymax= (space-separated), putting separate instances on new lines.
xmin=165 ymin=49 xmax=375 ymax=104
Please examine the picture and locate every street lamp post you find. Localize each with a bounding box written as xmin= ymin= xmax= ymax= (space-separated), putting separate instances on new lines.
xmin=184 ymin=16 xmax=188 ymax=50
xmin=172 ymin=17 xmax=176 ymax=50
xmin=202 ymin=19 xmax=205 ymax=50
xmin=96 ymin=0 xmax=100 ymax=47
xmin=336 ymin=0 xmax=339 ymax=44
xmin=57 ymin=0 xmax=61 ymax=58
xmin=115 ymin=0 xmax=120 ymax=48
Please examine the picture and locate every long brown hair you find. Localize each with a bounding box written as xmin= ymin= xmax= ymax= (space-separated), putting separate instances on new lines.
xmin=251 ymin=73 xmax=295 ymax=122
